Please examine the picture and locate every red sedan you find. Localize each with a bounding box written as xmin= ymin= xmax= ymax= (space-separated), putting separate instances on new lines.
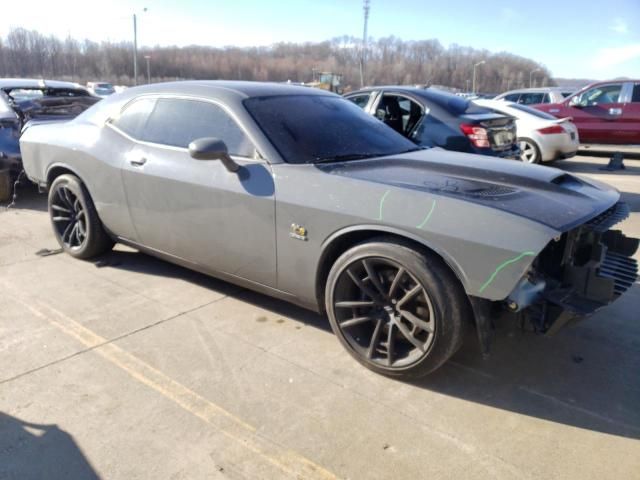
xmin=536 ymin=80 xmax=640 ymax=144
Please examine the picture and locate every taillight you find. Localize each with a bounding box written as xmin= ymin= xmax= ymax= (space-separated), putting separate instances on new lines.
xmin=460 ymin=123 xmax=490 ymax=148
xmin=537 ymin=125 xmax=565 ymax=135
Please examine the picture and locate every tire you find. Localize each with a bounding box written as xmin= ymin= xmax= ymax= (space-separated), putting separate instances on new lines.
xmin=518 ymin=138 xmax=541 ymax=164
xmin=48 ymin=174 xmax=114 ymax=259
xmin=325 ymin=238 xmax=470 ymax=378
xmin=0 ymin=169 xmax=10 ymax=203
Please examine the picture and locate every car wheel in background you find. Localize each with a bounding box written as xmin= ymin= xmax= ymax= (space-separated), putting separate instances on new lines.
xmin=48 ymin=174 xmax=114 ymax=259
xmin=518 ymin=138 xmax=541 ymax=164
xmin=325 ymin=238 xmax=469 ymax=378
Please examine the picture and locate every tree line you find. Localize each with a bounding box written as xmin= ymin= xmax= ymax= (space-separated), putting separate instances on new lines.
xmin=0 ymin=28 xmax=554 ymax=93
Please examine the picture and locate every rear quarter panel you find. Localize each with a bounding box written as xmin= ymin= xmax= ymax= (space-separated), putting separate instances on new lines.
xmin=20 ymin=121 xmax=137 ymax=239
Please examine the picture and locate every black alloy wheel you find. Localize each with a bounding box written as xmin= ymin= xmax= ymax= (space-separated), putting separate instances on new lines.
xmin=325 ymin=239 xmax=469 ymax=378
xmin=332 ymin=257 xmax=436 ymax=368
xmin=48 ymin=174 xmax=114 ymax=259
xmin=50 ymin=184 xmax=88 ymax=250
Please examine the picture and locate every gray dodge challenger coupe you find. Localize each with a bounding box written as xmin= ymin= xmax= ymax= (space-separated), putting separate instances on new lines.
xmin=19 ymin=81 xmax=638 ymax=378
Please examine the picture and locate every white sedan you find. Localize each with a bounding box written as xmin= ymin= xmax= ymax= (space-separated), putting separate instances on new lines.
xmin=474 ymin=99 xmax=579 ymax=164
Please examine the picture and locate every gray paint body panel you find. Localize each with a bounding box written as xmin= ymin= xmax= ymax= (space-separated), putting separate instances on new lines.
xmin=19 ymin=81 xmax=620 ymax=309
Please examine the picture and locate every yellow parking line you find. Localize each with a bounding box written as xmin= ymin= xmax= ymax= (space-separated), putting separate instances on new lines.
xmin=5 ymin=285 xmax=337 ymax=480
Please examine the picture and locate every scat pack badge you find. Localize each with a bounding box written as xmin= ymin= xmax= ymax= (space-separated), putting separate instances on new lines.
xmin=290 ymin=223 xmax=308 ymax=241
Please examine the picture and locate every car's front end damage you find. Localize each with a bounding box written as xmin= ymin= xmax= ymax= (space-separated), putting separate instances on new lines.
xmin=478 ymin=201 xmax=638 ymax=350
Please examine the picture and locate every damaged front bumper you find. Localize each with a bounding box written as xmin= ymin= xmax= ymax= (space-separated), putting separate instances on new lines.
xmin=509 ymin=201 xmax=638 ymax=335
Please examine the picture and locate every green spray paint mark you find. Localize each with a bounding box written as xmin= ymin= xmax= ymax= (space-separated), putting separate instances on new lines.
xmin=478 ymin=251 xmax=536 ymax=294
xmin=416 ymin=200 xmax=437 ymax=229
xmin=377 ymin=190 xmax=390 ymax=220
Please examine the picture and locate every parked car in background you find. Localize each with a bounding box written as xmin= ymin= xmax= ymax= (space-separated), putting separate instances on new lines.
xmin=19 ymin=81 xmax=639 ymax=377
xmin=0 ymin=79 xmax=100 ymax=179
xmin=87 ymin=82 xmax=116 ymax=97
xmin=345 ymin=87 xmax=519 ymax=158
xmin=536 ymin=80 xmax=640 ymax=144
xmin=474 ymin=99 xmax=579 ymax=163
xmin=494 ymin=87 xmax=574 ymax=106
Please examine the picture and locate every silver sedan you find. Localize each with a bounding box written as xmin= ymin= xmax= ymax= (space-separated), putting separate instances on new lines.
xmin=475 ymin=99 xmax=579 ymax=164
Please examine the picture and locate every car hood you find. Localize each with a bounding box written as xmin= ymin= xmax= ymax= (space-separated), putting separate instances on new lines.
xmin=317 ymin=148 xmax=619 ymax=232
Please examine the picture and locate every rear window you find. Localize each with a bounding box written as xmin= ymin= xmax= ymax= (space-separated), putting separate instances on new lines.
xmin=510 ymin=104 xmax=558 ymax=120
xmin=417 ymin=89 xmax=470 ymax=115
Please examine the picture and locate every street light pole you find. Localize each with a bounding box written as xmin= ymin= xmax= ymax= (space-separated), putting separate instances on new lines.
xmin=133 ymin=14 xmax=138 ymax=85
xmin=144 ymin=55 xmax=151 ymax=84
xmin=132 ymin=7 xmax=148 ymax=86
xmin=472 ymin=60 xmax=485 ymax=94
xmin=529 ymin=68 xmax=540 ymax=88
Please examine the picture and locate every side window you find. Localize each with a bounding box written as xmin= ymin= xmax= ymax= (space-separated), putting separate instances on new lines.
xmin=503 ymin=93 xmax=520 ymax=102
xmin=631 ymin=84 xmax=640 ymax=103
xmin=576 ymin=84 xmax=623 ymax=106
xmin=542 ymin=93 xmax=551 ymax=103
xmin=375 ymin=94 xmax=423 ymax=137
xmin=142 ymin=98 xmax=254 ymax=157
xmin=519 ymin=93 xmax=545 ymax=105
xmin=111 ymin=97 xmax=156 ymax=139
xmin=347 ymin=94 xmax=371 ymax=109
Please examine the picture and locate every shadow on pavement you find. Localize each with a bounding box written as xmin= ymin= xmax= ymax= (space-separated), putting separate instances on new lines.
xmin=553 ymin=158 xmax=640 ymax=175
xmin=2 ymin=182 xmax=47 ymax=212
xmin=94 ymin=249 xmax=640 ymax=441
xmin=0 ymin=412 xmax=100 ymax=480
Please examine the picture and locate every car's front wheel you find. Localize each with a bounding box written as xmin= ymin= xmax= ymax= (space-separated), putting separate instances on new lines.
xmin=325 ymin=239 xmax=469 ymax=378
xmin=518 ymin=138 xmax=541 ymax=164
xmin=48 ymin=174 xmax=114 ymax=259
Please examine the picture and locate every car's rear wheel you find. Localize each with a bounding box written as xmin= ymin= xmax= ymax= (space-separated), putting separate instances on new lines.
xmin=325 ymin=239 xmax=469 ymax=378
xmin=518 ymin=138 xmax=541 ymax=164
xmin=48 ymin=174 xmax=114 ymax=259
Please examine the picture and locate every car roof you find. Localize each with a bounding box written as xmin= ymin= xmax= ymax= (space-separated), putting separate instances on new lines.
xmin=498 ymin=87 xmax=570 ymax=94
xmin=113 ymin=80 xmax=336 ymax=101
xmin=0 ymin=78 xmax=87 ymax=90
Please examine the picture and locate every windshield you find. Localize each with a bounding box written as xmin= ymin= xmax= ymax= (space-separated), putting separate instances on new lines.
xmin=244 ymin=95 xmax=418 ymax=164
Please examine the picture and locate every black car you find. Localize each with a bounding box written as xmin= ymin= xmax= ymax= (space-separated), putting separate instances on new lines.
xmin=0 ymin=79 xmax=100 ymax=179
xmin=345 ymin=87 xmax=519 ymax=158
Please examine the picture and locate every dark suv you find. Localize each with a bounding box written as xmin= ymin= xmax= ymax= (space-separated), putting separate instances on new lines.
xmin=345 ymin=87 xmax=519 ymax=158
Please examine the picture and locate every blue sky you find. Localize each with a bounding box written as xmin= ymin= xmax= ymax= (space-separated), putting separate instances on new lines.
xmin=3 ymin=0 xmax=639 ymax=79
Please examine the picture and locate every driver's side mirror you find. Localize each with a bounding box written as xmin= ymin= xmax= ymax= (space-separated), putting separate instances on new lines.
xmin=188 ymin=137 xmax=239 ymax=172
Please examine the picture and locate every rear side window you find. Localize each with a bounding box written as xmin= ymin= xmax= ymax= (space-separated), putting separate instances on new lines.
xmin=503 ymin=93 xmax=520 ymax=102
xmin=142 ymin=98 xmax=254 ymax=157
xmin=112 ymin=98 xmax=156 ymax=139
xmin=632 ymin=84 xmax=640 ymax=103
xmin=347 ymin=94 xmax=371 ymax=109
xmin=519 ymin=93 xmax=545 ymax=105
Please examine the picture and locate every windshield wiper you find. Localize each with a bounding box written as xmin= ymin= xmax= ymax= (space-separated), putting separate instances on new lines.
xmin=313 ymin=153 xmax=385 ymax=164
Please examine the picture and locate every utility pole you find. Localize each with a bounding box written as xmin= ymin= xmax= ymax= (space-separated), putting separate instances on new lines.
xmin=529 ymin=68 xmax=540 ymax=88
xmin=133 ymin=14 xmax=138 ymax=85
xmin=133 ymin=7 xmax=148 ymax=86
xmin=359 ymin=0 xmax=370 ymax=88
xmin=472 ymin=60 xmax=485 ymax=94
xmin=144 ymin=55 xmax=151 ymax=84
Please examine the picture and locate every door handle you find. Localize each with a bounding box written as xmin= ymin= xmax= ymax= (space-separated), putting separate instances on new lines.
xmin=130 ymin=157 xmax=147 ymax=166
xmin=608 ymin=108 xmax=623 ymax=116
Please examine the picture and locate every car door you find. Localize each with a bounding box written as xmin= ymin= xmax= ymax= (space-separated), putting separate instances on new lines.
xmin=115 ymin=96 xmax=277 ymax=287
xmin=620 ymin=82 xmax=640 ymax=144
xmin=562 ymin=82 xmax=626 ymax=143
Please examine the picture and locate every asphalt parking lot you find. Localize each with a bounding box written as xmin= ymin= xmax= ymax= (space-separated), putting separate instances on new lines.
xmin=1 ymin=154 xmax=639 ymax=480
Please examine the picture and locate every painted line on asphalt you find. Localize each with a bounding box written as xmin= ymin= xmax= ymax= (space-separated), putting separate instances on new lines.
xmin=6 ymin=289 xmax=338 ymax=480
